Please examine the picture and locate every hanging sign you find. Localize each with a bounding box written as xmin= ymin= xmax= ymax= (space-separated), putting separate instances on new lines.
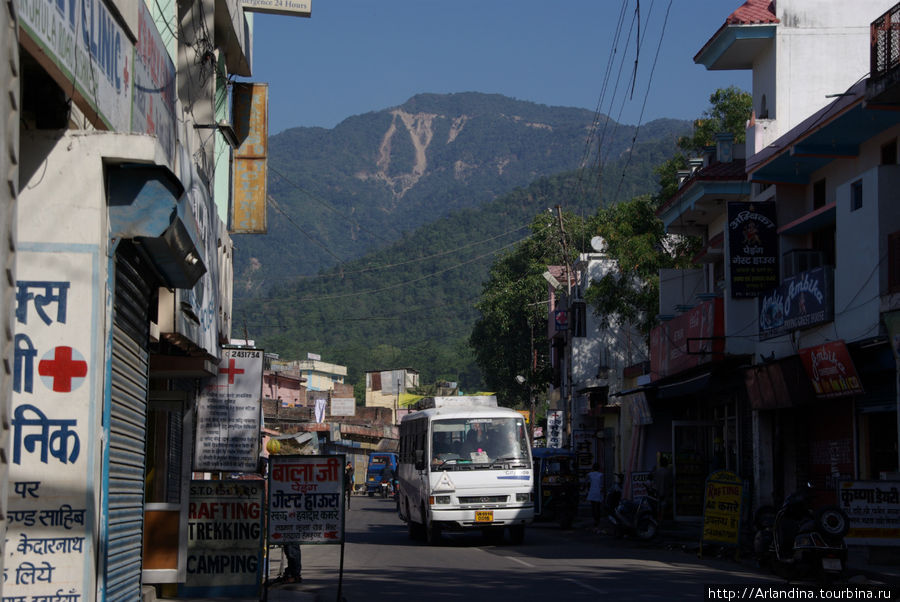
xmin=727 ymin=201 xmax=779 ymax=297
xmin=798 ymin=340 xmax=864 ymax=399
xmin=195 ymin=348 xmax=264 ymax=471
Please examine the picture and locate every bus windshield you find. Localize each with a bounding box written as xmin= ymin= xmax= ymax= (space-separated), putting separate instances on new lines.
xmin=431 ymin=417 xmax=530 ymax=470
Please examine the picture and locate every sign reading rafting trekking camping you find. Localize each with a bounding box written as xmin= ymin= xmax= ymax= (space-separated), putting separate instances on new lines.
xmin=195 ymin=348 xmax=264 ymax=471
xmin=701 ymin=470 xmax=743 ymax=546
xmin=178 ymin=480 xmax=265 ymax=598
xmin=727 ymin=201 xmax=778 ymax=298
xmin=267 ymin=455 xmax=345 ymax=544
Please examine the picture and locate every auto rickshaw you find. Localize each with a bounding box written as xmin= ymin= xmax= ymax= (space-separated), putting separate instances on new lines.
xmin=531 ymin=447 xmax=579 ymax=529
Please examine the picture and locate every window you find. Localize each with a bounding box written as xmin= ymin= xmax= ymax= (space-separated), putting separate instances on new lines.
xmin=813 ymin=179 xmax=826 ymax=210
xmin=851 ymin=179 xmax=863 ymax=212
xmin=882 ymin=139 xmax=897 ymax=165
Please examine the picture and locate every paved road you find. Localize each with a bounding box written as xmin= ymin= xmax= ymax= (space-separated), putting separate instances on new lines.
xmin=277 ymin=494 xmax=787 ymax=602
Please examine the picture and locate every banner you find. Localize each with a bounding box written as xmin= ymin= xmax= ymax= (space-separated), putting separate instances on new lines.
xmin=547 ymin=410 xmax=564 ymax=449
xmin=727 ymin=201 xmax=779 ymax=298
xmin=195 ymin=348 xmax=263 ymax=471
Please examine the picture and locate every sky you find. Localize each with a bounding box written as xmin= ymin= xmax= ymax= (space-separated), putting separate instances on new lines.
xmin=243 ymin=0 xmax=752 ymax=136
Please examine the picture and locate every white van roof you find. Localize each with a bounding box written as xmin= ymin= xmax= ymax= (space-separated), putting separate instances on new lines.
xmin=413 ymin=396 xmax=498 ymax=410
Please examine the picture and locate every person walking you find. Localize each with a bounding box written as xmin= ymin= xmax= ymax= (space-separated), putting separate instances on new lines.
xmin=282 ymin=543 xmax=302 ymax=584
xmin=652 ymin=455 xmax=673 ymax=523
xmin=344 ymin=461 xmax=354 ymax=509
xmin=586 ymin=463 xmax=605 ymax=531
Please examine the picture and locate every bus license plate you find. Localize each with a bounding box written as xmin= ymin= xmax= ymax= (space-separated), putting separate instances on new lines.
xmin=822 ymin=558 xmax=842 ymax=572
xmin=475 ymin=511 xmax=493 ymax=523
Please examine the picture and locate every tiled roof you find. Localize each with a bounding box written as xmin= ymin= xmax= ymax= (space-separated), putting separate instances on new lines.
xmin=726 ymin=0 xmax=778 ymax=25
xmin=656 ymin=159 xmax=748 ymax=216
xmin=695 ymin=0 xmax=779 ymax=62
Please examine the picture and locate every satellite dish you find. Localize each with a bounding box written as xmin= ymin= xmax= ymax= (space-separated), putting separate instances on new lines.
xmin=590 ymin=236 xmax=608 ymax=253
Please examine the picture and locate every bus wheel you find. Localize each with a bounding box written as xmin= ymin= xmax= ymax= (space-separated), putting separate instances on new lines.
xmin=426 ymin=520 xmax=441 ymax=545
xmin=509 ymin=525 xmax=525 ymax=545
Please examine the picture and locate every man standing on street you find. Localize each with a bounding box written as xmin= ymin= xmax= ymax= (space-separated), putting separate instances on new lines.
xmin=344 ymin=461 xmax=354 ymax=509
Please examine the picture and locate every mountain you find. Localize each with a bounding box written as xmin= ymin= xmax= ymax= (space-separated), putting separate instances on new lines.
xmin=232 ymin=93 xmax=691 ymax=390
xmin=233 ymin=92 xmax=689 ymax=296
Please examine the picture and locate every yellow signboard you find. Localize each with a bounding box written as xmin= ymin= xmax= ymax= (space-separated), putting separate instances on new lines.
xmin=701 ymin=470 xmax=743 ymax=545
xmin=231 ymin=83 xmax=268 ymax=234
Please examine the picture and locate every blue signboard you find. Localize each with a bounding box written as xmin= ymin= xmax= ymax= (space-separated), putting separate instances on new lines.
xmin=758 ymin=266 xmax=834 ymax=340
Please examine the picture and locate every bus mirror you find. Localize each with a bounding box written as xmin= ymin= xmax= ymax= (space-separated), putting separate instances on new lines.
xmin=414 ymin=449 xmax=425 ymax=470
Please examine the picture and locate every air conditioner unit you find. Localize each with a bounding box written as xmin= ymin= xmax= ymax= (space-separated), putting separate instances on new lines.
xmin=782 ymin=249 xmax=823 ymax=279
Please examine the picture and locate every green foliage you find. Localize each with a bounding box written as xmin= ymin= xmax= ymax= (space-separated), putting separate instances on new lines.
xmin=233 ymin=93 xmax=694 ymax=396
xmin=680 ymin=86 xmax=752 ymax=152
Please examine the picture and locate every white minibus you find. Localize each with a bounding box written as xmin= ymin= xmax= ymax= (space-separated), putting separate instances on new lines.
xmin=397 ymin=395 xmax=534 ymax=544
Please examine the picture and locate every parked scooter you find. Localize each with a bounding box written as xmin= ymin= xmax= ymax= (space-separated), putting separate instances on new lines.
xmin=606 ymin=474 xmax=659 ymax=540
xmin=753 ymin=483 xmax=850 ymax=583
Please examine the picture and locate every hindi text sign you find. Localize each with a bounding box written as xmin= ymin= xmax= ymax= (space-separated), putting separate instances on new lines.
xmin=195 ymin=348 xmax=263 ymax=472
xmin=267 ymin=455 xmax=345 ymax=544
xmin=701 ymin=470 xmax=743 ymax=545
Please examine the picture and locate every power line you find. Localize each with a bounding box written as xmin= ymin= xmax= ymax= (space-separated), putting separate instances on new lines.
xmin=266 ymin=195 xmax=347 ymax=265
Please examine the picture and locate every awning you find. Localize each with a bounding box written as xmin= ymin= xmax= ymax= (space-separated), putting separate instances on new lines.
xmin=107 ymin=164 xmax=207 ymax=289
xmin=655 ymin=371 xmax=712 ymax=399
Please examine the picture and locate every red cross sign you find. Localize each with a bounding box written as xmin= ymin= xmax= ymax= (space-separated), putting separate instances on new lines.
xmin=38 ymin=346 xmax=88 ymax=393
xmin=219 ymin=358 xmax=245 ymax=384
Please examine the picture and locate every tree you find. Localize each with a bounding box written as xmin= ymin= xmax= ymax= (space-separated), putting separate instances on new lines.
xmin=469 ymin=211 xmax=598 ymax=407
xmin=655 ymin=86 xmax=752 ymax=205
xmin=584 ymin=195 xmax=699 ymax=338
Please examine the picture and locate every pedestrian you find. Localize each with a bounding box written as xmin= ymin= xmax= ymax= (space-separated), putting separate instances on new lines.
xmin=652 ymin=455 xmax=673 ymax=523
xmin=282 ymin=543 xmax=301 ymax=584
xmin=344 ymin=461 xmax=354 ymax=509
xmin=586 ymin=463 xmax=605 ymax=531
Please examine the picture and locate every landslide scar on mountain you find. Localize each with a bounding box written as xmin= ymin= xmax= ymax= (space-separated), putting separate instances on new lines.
xmin=357 ymin=110 xmax=437 ymax=200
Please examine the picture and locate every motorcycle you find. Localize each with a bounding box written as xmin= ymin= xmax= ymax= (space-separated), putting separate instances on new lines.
xmin=753 ymin=483 xmax=850 ymax=583
xmin=606 ymin=474 xmax=659 ymax=540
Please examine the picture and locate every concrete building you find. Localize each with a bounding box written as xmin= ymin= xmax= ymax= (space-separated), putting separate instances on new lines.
xmin=272 ymin=357 xmax=348 ymax=392
xmin=365 ymin=369 xmax=419 ymax=424
xmin=6 ymin=0 xmax=262 ymax=597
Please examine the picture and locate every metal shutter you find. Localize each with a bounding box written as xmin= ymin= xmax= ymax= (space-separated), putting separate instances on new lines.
xmin=105 ymin=243 xmax=152 ymax=600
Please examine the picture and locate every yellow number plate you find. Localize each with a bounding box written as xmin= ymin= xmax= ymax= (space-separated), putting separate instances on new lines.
xmin=475 ymin=510 xmax=494 ymax=523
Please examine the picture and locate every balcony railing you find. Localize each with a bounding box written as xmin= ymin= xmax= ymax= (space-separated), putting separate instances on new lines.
xmin=871 ymin=3 xmax=900 ymax=78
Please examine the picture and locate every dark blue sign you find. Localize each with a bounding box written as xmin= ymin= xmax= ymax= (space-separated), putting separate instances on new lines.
xmin=728 ymin=202 xmax=779 ymax=298
xmin=758 ymin=266 xmax=834 ymax=340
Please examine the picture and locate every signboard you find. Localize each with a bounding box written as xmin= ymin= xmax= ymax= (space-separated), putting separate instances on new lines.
xmin=631 ymin=471 xmax=651 ymax=499
xmin=195 ymin=348 xmax=264 ymax=471
xmin=554 ymin=310 xmax=568 ymax=333
xmin=798 ymin=340 xmax=864 ymax=399
xmin=330 ymin=398 xmax=356 ymax=416
xmin=701 ymin=470 xmax=743 ymax=545
xmin=759 ymin=266 xmax=834 ymax=340
xmin=18 ymin=0 xmax=133 ymax=130
xmin=243 ymin=0 xmax=311 ymax=17
xmin=8 ymin=249 xmax=100 ymax=599
xmin=727 ymin=201 xmax=779 ymax=298
xmin=547 ymin=410 xmax=564 ymax=449
xmin=267 ymin=455 xmax=345 ymax=544
xmin=650 ymin=297 xmax=724 ymax=380
xmin=179 ymin=480 xmax=265 ymax=598
xmin=839 ymin=480 xmax=900 ymax=545
xmin=231 ymin=83 xmax=268 ymax=234
xmin=133 ymin=0 xmax=176 ymax=163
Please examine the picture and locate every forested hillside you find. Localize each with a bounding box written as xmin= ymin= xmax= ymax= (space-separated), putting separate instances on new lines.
xmin=232 ymin=92 xmax=689 ymax=297
xmin=233 ymin=104 xmax=689 ymax=390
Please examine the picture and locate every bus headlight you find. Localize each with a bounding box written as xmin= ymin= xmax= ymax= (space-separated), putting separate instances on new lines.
xmin=516 ymin=493 xmax=532 ymax=502
xmin=430 ymin=495 xmax=451 ymax=505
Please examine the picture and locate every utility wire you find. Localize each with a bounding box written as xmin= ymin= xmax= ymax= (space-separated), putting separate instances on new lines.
xmin=266 ymin=195 xmax=347 ymax=265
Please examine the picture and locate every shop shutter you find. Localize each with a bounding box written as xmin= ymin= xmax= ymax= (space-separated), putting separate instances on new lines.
xmin=104 ymin=243 xmax=152 ymax=600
